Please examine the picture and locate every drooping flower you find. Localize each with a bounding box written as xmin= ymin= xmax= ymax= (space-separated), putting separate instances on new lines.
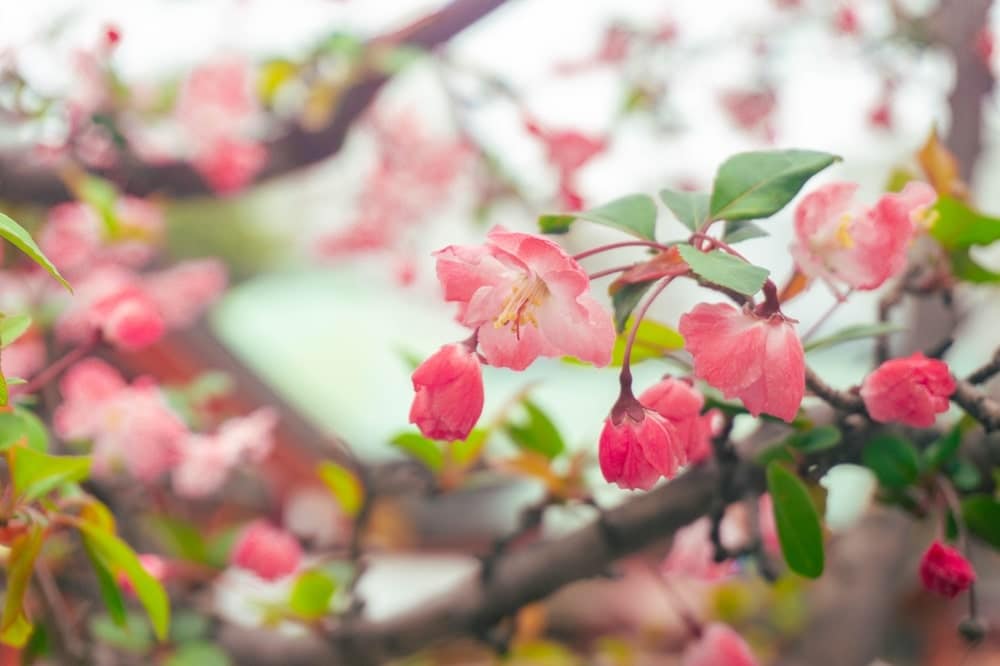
xmin=682 ymin=623 xmax=759 ymax=666
xmin=790 ymin=181 xmax=937 ymax=292
xmin=639 ymin=377 xmax=714 ymax=463
xmin=860 ymin=353 xmax=956 ymax=427
xmin=679 ymin=303 xmax=805 ymax=422
xmin=192 ymin=137 xmax=268 ymax=194
xmin=230 ymin=521 xmax=302 ymax=582
xmin=435 ymin=226 xmax=615 ymax=370
xmin=409 ymin=343 xmax=484 ymax=441
xmin=599 ymin=394 xmax=685 ymax=490
xmin=920 ymin=540 xmax=975 ymax=598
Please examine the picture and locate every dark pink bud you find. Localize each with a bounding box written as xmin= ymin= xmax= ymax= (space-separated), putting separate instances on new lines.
xmin=231 ymin=521 xmax=302 ymax=581
xmin=860 ymin=353 xmax=956 ymax=427
xmin=599 ymin=393 xmax=685 ymax=490
xmin=920 ymin=540 xmax=975 ymax=598
xmin=409 ymin=343 xmax=484 ymax=441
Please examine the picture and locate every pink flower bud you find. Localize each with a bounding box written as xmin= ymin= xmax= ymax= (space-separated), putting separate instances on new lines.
xmin=94 ymin=286 xmax=166 ymax=350
xmin=860 ymin=353 xmax=956 ymax=427
xmin=599 ymin=395 xmax=685 ymax=490
xmin=639 ymin=377 xmax=713 ymax=463
xmin=409 ymin=343 xmax=484 ymax=441
xmin=679 ymin=303 xmax=805 ymax=422
xmin=193 ymin=138 xmax=267 ymax=194
xmin=920 ymin=540 xmax=975 ymax=598
xmin=231 ymin=521 xmax=302 ymax=581
xmin=682 ymin=623 xmax=759 ymax=666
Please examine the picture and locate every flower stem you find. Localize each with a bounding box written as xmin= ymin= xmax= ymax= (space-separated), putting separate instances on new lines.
xmin=588 ymin=264 xmax=635 ymax=280
xmin=938 ymin=477 xmax=979 ymax=622
xmin=620 ymin=277 xmax=675 ymax=388
xmin=13 ymin=332 xmax=101 ymax=398
xmin=801 ymin=289 xmax=853 ymax=342
xmin=572 ymin=240 xmax=674 ymax=262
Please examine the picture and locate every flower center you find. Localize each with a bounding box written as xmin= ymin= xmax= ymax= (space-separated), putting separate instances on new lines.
xmin=494 ymin=274 xmax=549 ymax=338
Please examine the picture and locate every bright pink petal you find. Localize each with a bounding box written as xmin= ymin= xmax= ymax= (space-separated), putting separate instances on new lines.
xmin=410 ymin=344 xmax=485 ymax=440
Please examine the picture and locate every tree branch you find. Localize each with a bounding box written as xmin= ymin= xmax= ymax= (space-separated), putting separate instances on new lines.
xmin=0 ymin=0 xmax=510 ymax=204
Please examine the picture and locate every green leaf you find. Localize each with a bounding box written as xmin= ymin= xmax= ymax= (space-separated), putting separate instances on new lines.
xmin=0 ymin=212 xmax=71 ymax=291
xmin=77 ymin=524 xmax=170 ymax=640
xmin=804 ymin=323 xmax=905 ymax=353
xmin=0 ymin=315 xmax=31 ymax=348
xmin=83 ymin=541 xmax=128 ymax=628
xmin=659 ymin=189 xmax=709 ymax=232
xmin=317 ymin=462 xmax=364 ymax=518
xmin=449 ymin=428 xmax=488 ymax=467
xmin=925 ymin=427 xmax=963 ymax=470
xmin=861 ymin=435 xmax=922 ymax=490
xmin=390 ymin=433 xmax=444 ymax=472
xmin=950 ymin=458 xmax=982 ymax=491
xmin=766 ymin=462 xmax=825 ymax=578
xmin=710 ymin=150 xmax=840 ymax=222
xmin=288 ymin=570 xmax=337 ymax=619
xmin=539 ymin=194 xmax=657 ymax=240
xmin=611 ymin=280 xmax=654 ymax=333
xmin=0 ymin=409 xmax=48 ymax=452
xmin=787 ymin=426 xmax=842 ymax=454
xmin=677 ymin=245 xmax=769 ymax=295
xmin=146 ymin=516 xmax=210 ymax=564
xmin=723 ymin=220 xmax=769 ymax=243
xmin=165 ymin=642 xmax=231 ymax=666
xmin=88 ymin=613 xmax=154 ymax=654
xmin=962 ymin=495 xmax=1000 ymax=549
xmin=929 ymin=196 xmax=1000 ymax=250
xmin=949 ymin=246 xmax=1000 ymax=283
xmin=610 ymin=317 xmax=684 ymax=366
xmin=505 ymin=400 xmax=565 ymax=460
xmin=756 ymin=444 xmax=796 ymax=467
xmin=0 ymin=526 xmax=44 ymax=647
xmin=9 ymin=447 xmax=91 ymax=501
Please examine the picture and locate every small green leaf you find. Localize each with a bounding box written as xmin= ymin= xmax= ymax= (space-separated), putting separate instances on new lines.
xmin=77 ymin=524 xmax=170 ymax=640
xmin=723 ymin=220 xmax=769 ymax=243
xmin=539 ymin=194 xmax=657 ymax=240
xmin=146 ymin=516 xmax=210 ymax=564
xmin=962 ymin=495 xmax=1000 ymax=549
xmin=930 ymin=196 xmax=1000 ymax=249
xmin=925 ymin=427 xmax=963 ymax=470
xmin=0 ymin=526 xmax=44 ymax=647
xmin=449 ymin=428 xmax=488 ymax=467
xmin=611 ymin=280 xmax=654 ymax=333
xmin=862 ymin=435 xmax=922 ymax=490
xmin=317 ymin=462 xmax=364 ymax=518
xmin=390 ymin=432 xmax=444 ymax=472
xmin=88 ymin=613 xmax=153 ymax=654
xmin=83 ymin=542 xmax=128 ymax=628
xmin=505 ymin=400 xmax=565 ymax=460
xmin=710 ymin=150 xmax=840 ymax=221
xmin=949 ymin=246 xmax=1000 ymax=283
xmin=610 ymin=317 xmax=684 ymax=366
xmin=0 ymin=213 xmax=70 ymax=291
xmin=0 ymin=408 xmax=49 ymax=452
xmin=659 ymin=189 xmax=709 ymax=232
xmin=803 ymin=323 xmax=905 ymax=353
xmin=787 ymin=426 xmax=842 ymax=454
xmin=756 ymin=444 xmax=796 ymax=467
xmin=677 ymin=245 xmax=769 ymax=295
xmin=950 ymin=458 xmax=982 ymax=491
xmin=9 ymin=447 xmax=91 ymax=501
xmin=288 ymin=570 xmax=337 ymax=619
xmin=766 ymin=462 xmax=825 ymax=578
xmin=165 ymin=642 xmax=231 ymax=666
xmin=0 ymin=315 xmax=31 ymax=348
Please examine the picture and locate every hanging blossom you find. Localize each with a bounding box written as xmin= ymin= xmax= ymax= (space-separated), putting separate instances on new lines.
xmin=719 ymin=88 xmax=777 ymax=143
xmin=682 ymin=623 xmax=759 ymax=666
xmin=599 ymin=387 xmax=686 ymax=491
xmin=230 ymin=520 xmax=303 ymax=582
xmin=56 ymin=260 xmax=227 ymax=351
xmin=790 ymin=181 xmax=937 ymax=293
xmin=409 ymin=342 xmax=484 ymax=442
xmin=639 ymin=377 xmax=714 ymax=464
xmin=680 ymin=302 xmax=805 ymax=422
xmin=524 ymin=117 xmax=607 ymax=211
xmin=54 ymin=358 xmax=188 ymax=482
xmin=434 ymin=226 xmax=615 ymax=371
xmin=919 ymin=540 xmax=975 ymax=598
xmin=860 ymin=353 xmax=956 ymax=428
xmin=172 ymin=408 xmax=278 ymax=498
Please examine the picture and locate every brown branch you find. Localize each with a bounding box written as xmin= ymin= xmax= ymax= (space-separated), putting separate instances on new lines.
xmin=952 ymin=379 xmax=1000 ymax=431
xmin=805 ymin=366 xmax=866 ymax=413
xmin=0 ymin=0 xmax=511 ymax=204
xmin=967 ymin=347 xmax=1000 ymax=385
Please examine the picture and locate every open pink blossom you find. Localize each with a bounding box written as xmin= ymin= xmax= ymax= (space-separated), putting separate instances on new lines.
xmin=860 ymin=353 xmax=956 ymax=427
xmin=410 ymin=343 xmax=484 ymax=441
xmin=682 ymin=623 xmax=759 ymax=666
xmin=790 ymin=181 xmax=937 ymax=292
xmin=231 ymin=521 xmax=302 ymax=581
xmin=93 ymin=285 xmax=166 ymax=350
xmin=920 ymin=540 xmax=975 ymax=598
xmin=435 ymin=226 xmax=615 ymax=370
xmin=599 ymin=396 xmax=685 ymax=490
xmin=144 ymin=259 xmax=228 ymax=327
xmin=639 ymin=378 xmax=714 ymax=463
xmin=193 ymin=137 xmax=267 ymax=194
xmin=680 ymin=303 xmax=804 ymax=422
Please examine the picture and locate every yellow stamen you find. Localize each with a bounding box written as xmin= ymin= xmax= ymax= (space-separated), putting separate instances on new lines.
xmin=835 ymin=214 xmax=855 ymax=249
xmin=494 ymin=275 xmax=549 ymax=339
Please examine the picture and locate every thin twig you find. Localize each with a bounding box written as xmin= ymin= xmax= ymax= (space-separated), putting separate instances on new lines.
xmin=951 ymin=380 xmax=1000 ymax=432
xmin=805 ymin=367 xmax=866 ymax=413
xmin=967 ymin=347 xmax=1000 ymax=385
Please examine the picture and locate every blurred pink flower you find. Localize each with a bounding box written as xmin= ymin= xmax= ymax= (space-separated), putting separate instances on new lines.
xmin=680 ymin=303 xmax=804 ymax=422
xmin=231 ymin=520 xmax=302 ymax=582
xmin=860 ymin=353 xmax=955 ymax=427
xmin=790 ymin=181 xmax=936 ymax=292
xmin=192 ymin=137 xmax=267 ymax=194
xmin=682 ymin=623 xmax=758 ymax=666
xmin=662 ymin=518 xmax=737 ymax=581
xmin=2 ymin=333 xmax=46 ymax=380
xmin=144 ymin=259 xmax=228 ymax=328
xmin=435 ymin=226 xmax=614 ymax=370
xmin=410 ymin=343 xmax=484 ymax=442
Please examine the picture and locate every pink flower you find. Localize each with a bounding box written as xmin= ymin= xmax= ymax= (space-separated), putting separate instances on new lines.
xmin=93 ymin=286 xmax=166 ymax=350
xmin=435 ymin=226 xmax=615 ymax=370
xmin=2 ymin=332 xmax=46 ymax=380
xmin=599 ymin=396 xmax=685 ymax=490
xmin=790 ymin=181 xmax=937 ymax=292
xmin=231 ymin=521 xmax=302 ymax=581
xmin=682 ymin=623 xmax=759 ymax=666
xmin=833 ymin=6 xmax=860 ymax=35
xmin=679 ymin=303 xmax=805 ymax=422
xmin=409 ymin=343 xmax=484 ymax=441
xmin=757 ymin=494 xmax=780 ymax=555
xmin=524 ymin=120 xmax=606 ymax=179
xmin=639 ymin=378 xmax=713 ymax=463
xmin=176 ymin=57 xmax=256 ymax=141
xmin=144 ymin=259 xmax=228 ymax=328
xmin=860 ymin=353 xmax=956 ymax=427
xmin=920 ymin=540 xmax=975 ymax=598
xmin=193 ymin=138 xmax=267 ymax=194
xmin=662 ymin=518 xmax=737 ymax=581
